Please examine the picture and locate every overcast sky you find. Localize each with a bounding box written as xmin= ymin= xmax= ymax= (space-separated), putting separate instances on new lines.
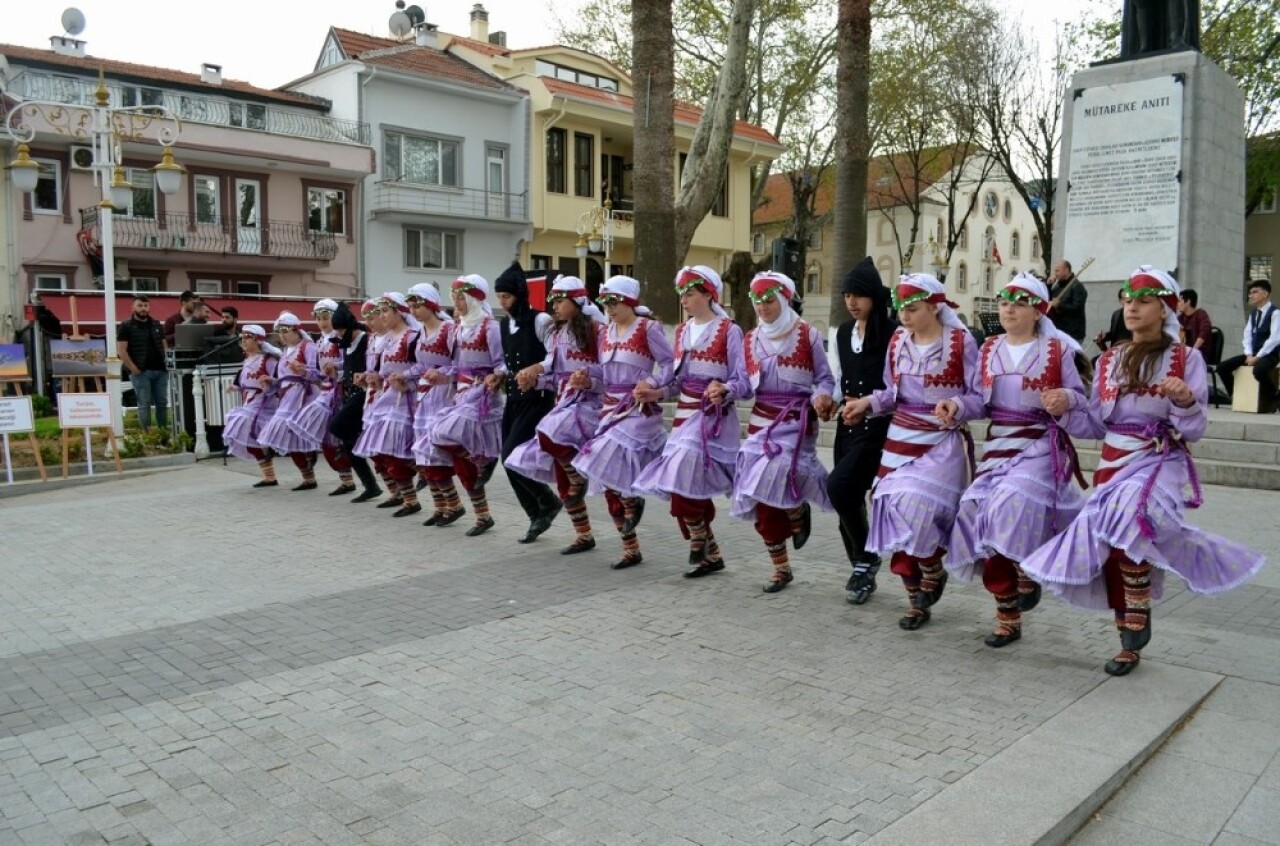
xmin=2 ymin=0 xmax=1102 ymax=91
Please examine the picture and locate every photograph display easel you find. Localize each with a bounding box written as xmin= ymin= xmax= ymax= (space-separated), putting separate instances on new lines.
xmin=56 ymin=393 xmax=123 ymax=478
xmin=0 ymin=396 xmax=46 ymax=484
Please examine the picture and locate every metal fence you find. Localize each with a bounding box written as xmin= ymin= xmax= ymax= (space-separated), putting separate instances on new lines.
xmin=369 ymin=181 xmax=530 ymax=223
xmin=82 ymin=208 xmax=339 ymax=261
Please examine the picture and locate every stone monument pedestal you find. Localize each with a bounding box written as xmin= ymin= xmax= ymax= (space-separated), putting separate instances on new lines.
xmin=1056 ymin=50 xmax=1245 ymax=352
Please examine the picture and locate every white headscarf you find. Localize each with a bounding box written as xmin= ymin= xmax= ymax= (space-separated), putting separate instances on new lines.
xmin=895 ymin=273 xmax=968 ymax=335
xmin=599 ymin=275 xmax=652 ymax=317
xmin=1001 ymin=271 xmax=1083 ymax=355
xmin=549 ymin=276 xmax=606 ymax=325
xmin=376 ymin=291 xmax=421 ymax=333
xmin=312 ymin=298 xmax=339 ymax=314
xmin=749 ymin=270 xmax=800 ymax=341
xmin=272 ymin=311 xmax=307 ymax=347
xmin=407 ymin=282 xmax=453 ymax=324
xmin=451 ymin=274 xmax=493 ymax=328
xmin=240 ymin=324 xmax=266 ymax=339
xmin=1124 ymin=265 xmax=1182 ymax=342
xmin=675 ymin=265 xmax=728 ymax=318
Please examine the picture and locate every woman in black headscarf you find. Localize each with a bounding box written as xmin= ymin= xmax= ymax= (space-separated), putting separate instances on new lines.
xmin=826 ymin=257 xmax=896 ymax=604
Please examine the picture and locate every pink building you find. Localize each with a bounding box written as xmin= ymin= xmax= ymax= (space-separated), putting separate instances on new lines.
xmin=3 ymin=39 xmax=374 ymax=331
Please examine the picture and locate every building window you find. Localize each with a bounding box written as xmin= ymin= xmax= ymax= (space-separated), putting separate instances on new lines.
xmin=806 ymin=271 xmax=820 ymax=294
xmin=530 ymin=254 xmax=552 ymax=271
xmin=1031 ymin=235 xmax=1040 ymax=259
xmin=1258 ymin=188 xmax=1277 ymax=214
xmin=34 ymin=273 xmax=68 ymax=291
xmin=384 ymin=131 xmax=459 ymax=186
xmin=308 ymin=187 xmax=346 ymax=234
xmin=956 ymin=263 xmax=968 ymax=293
xmin=958 ymin=224 xmax=968 ymax=250
xmin=877 ymin=218 xmax=895 ymax=247
xmin=194 ymin=279 xmax=222 ymax=295
xmin=1003 ymin=198 xmax=1013 ymax=221
xmin=113 ymin=169 xmax=155 ymax=219
xmin=534 ymin=59 xmax=619 ymax=91
xmin=984 ymin=265 xmax=994 ymax=294
xmin=33 ymin=159 xmax=61 ymax=214
xmin=1010 ymin=230 xmax=1020 ymax=258
xmin=546 ymin=128 xmax=566 ymax=194
xmin=229 ymin=102 xmax=267 ymax=131
xmin=194 ymin=175 xmax=220 ymax=224
xmin=573 ymin=132 xmax=594 ymax=198
xmin=1249 ymin=256 xmax=1273 ymax=282
xmin=121 ymin=86 xmax=164 ymax=109
xmin=405 ymin=228 xmax=461 ymax=271
xmin=235 ymin=281 xmax=263 ymax=295
xmin=179 ymin=95 xmax=211 ymax=123
xmin=129 ymin=276 xmax=161 ymax=293
xmin=752 ymin=232 xmax=764 ymax=254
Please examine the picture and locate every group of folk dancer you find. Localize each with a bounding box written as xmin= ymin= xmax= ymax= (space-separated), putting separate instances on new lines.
xmin=221 ymin=258 xmax=1264 ymax=677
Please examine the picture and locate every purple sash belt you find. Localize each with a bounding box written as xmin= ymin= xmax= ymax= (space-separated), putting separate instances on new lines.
xmin=753 ymin=391 xmax=811 ymax=499
xmin=1111 ymin=420 xmax=1203 ymax=540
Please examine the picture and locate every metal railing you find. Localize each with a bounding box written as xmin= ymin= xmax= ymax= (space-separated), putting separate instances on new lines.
xmin=369 ymin=181 xmax=529 ymax=222
xmin=9 ymin=71 xmax=370 ymax=146
xmin=81 ymin=208 xmax=339 ymax=261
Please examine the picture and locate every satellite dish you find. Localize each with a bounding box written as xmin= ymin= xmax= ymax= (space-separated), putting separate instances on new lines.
xmin=61 ymin=7 xmax=86 ymax=36
xmin=388 ymin=10 xmax=412 ymax=37
xmin=405 ymin=5 xmax=426 ymax=27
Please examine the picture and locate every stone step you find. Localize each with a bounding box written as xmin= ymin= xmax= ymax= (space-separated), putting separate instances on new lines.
xmin=1072 ymin=447 xmax=1280 ymax=490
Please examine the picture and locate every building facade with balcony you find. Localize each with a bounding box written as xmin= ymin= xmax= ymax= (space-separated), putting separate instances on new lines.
xmin=752 ymin=150 xmax=1042 ymax=334
xmin=1 ymin=39 xmax=374 ymax=331
xmin=445 ymin=7 xmax=783 ymax=293
xmin=288 ymin=26 xmax=531 ymax=294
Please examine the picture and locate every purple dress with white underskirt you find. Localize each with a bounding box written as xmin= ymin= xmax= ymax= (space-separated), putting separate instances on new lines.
xmin=946 ymin=334 xmax=1099 ymax=580
xmin=730 ymin=319 xmax=835 ymax=519
xmin=430 ymin=317 xmax=505 ymax=463
xmin=1020 ymin=344 xmax=1265 ymax=611
xmin=505 ymin=322 xmax=607 ymax=485
xmin=353 ymin=327 xmax=419 ymax=460
xmin=222 ymin=353 xmax=279 ymax=461
xmin=573 ymin=317 xmax=675 ymax=496
xmin=865 ymin=327 xmax=984 ymax=559
xmin=409 ymin=321 xmax=458 ymax=469
xmin=633 ymin=316 xmax=752 ymax=501
xmin=257 ymin=338 xmax=321 ymax=455
xmin=288 ymin=331 xmax=343 ymax=449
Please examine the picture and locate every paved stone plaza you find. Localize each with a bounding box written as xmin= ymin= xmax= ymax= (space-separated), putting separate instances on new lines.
xmin=1 ymin=462 xmax=1278 ymax=845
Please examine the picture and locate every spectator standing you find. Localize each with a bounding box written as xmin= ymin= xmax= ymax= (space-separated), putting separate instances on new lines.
xmin=1176 ymin=289 xmax=1212 ymax=351
xmin=163 ymin=290 xmax=199 ymax=346
xmin=117 ymin=295 xmax=169 ymax=431
xmin=213 ymin=306 xmax=239 ymax=337
xmin=183 ymin=301 xmax=210 ymax=325
xmin=1048 ymin=259 xmax=1088 ymax=342
xmin=1219 ymin=279 xmax=1280 ymax=407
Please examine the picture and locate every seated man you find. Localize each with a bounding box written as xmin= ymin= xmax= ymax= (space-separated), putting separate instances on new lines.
xmin=1220 ymin=279 xmax=1280 ymax=408
xmin=1177 ymin=288 xmax=1212 ymax=352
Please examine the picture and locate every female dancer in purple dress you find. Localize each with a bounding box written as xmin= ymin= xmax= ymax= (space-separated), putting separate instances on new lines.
xmin=355 ymin=300 xmax=398 ymax=505
xmin=434 ymin=275 xmax=505 ymax=535
xmin=946 ymin=273 xmax=1096 ymax=647
xmin=572 ymin=276 xmax=674 ymax=568
xmin=353 ymin=293 xmax=422 ymax=517
xmin=257 ymin=312 xmax=322 ymax=490
xmin=505 ymin=276 xmax=608 ymax=554
xmin=289 ymin=299 xmax=358 ymax=496
xmin=634 ymin=266 xmax=752 ymax=578
xmin=732 ymin=271 xmax=837 ymax=593
xmin=1020 ymin=266 xmax=1265 ymax=675
xmin=405 ymin=283 xmax=465 ymax=529
xmin=221 ymin=325 xmax=281 ymax=487
xmin=842 ymin=274 xmax=983 ymax=629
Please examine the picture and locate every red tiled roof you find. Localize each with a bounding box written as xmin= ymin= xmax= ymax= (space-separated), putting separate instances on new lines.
xmin=753 ymin=144 xmax=978 ymax=225
xmin=0 ymin=42 xmax=327 ymax=110
xmin=446 ymin=35 xmax=511 ymax=57
xmin=329 ymin=28 xmax=520 ymax=94
xmin=541 ymin=77 xmax=781 ymax=147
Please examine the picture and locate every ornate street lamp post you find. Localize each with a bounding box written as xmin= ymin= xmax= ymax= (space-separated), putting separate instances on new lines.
xmin=5 ymin=70 xmax=185 ymax=438
xmin=574 ymin=198 xmax=614 ymax=282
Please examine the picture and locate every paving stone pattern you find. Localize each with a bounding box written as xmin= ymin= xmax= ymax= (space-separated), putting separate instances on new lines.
xmin=1 ymin=463 xmax=1276 ymax=845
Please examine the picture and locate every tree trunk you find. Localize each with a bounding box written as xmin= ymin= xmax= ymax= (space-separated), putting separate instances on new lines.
xmin=632 ymin=0 xmax=679 ymax=322
xmin=831 ymin=0 xmax=872 ymax=328
xmin=672 ymin=0 xmax=757 ymax=265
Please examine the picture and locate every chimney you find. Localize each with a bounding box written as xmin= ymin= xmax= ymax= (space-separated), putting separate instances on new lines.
xmin=469 ymin=4 xmax=489 ymax=42
xmin=489 ymin=31 xmax=506 ymax=47
xmin=415 ymin=22 xmax=439 ymax=48
xmin=200 ymin=62 xmax=222 ymax=85
xmin=49 ymin=36 xmax=86 ymax=58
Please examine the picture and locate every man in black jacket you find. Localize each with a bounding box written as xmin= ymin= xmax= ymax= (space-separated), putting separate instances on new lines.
xmin=1048 ymin=259 xmax=1088 ymax=342
xmin=117 ymin=295 xmax=169 ymax=431
xmin=327 ymin=302 xmax=382 ymax=501
xmin=493 ymin=262 xmax=563 ymax=543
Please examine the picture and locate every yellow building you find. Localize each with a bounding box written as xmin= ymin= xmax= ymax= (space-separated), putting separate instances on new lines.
xmin=448 ymin=19 xmax=782 ymax=292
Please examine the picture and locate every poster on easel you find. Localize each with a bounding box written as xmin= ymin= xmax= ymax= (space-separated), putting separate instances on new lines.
xmin=50 ymin=339 xmax=108 ymax=377
xmin=55 ymin=393 xmax=123 ymax=477
xmin=0 ymin=396 xmax=46 ymax=484
xmin=0 ymin=343 xmax=33 ymax=397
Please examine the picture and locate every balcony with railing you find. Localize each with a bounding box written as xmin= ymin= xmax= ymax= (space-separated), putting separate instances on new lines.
xmin=369 ymin=181 xmax=529 ymax=224
xmin=80 ymin=208 xmax=339 ymax=261
xmin=9 ymin=71 xmax=370 ymax=146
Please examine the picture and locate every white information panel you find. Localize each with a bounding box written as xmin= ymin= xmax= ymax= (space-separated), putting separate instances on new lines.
xmin=56 ymin=393 xmax=113 ymax=428
xmin=1063 ymin=76 xmax=1183 ymax=280
xmin=0 ymin=396 xmax=35 ymax=434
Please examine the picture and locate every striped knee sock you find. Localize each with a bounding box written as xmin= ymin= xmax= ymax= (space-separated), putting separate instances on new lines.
xmin=468 ymin=487 xmax=490 ymax=520
xmin=1119 ymin=559 xmax=1152 ymax=631
xmin=567 ymin=499 xmax=592 ymax=539
xmin=994 ymin=592 xmax=1021 ymax=634
xmin=767 ymin=540 xmax=790 ymax=574
xmin=258 ymin=459 xmax=276 ymax=482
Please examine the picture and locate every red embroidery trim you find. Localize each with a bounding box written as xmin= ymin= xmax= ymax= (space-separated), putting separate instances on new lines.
xmin=417 ymin=322 xmax=453 ymax=358
xmin=382 ymin=329 xmax=418 ymax=363
xmin=460 ymin=317 xmax=493 ymax=352
xmin=1020 ymin=338 xmax=1064 ymax=392
xmin=675 ymin=318 xmax=731 ymax=364
xmin=604 ymin=317 xmax=653 ymax=360
xmin=923 ymin=327 xmax=967 ymax=389
xmin=746 ymin=321 xmax=816 ymax=377
xmin=979 ymin=336 xmax=1000 ymax=389
xmin=1099 ymin=343 xmax=1187 ymax=401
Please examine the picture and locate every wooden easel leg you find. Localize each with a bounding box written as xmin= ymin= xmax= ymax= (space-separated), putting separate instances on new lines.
xmin=61 ymin=429 xmax=69 ymax=479
xmin=108 ymin=430 xmax=123 ymax=474
xmin=29 ymin=433 xmax=47 ymax=482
